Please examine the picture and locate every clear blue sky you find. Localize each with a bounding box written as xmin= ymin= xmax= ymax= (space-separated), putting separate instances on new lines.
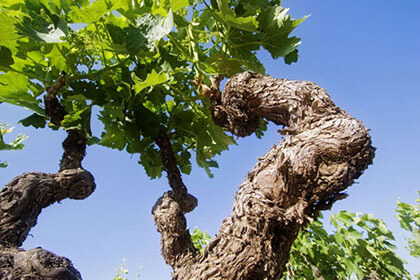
xmin=1 ymin=0 xmax=419 ymax=279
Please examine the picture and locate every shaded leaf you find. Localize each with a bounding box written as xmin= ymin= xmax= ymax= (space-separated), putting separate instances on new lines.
xmin=259 ymin=5 xmax=307 ymax=59
xmin=0 ymin=46 xmax=14 ymax=67
xmin=19 ymin=113 xmax=47 ymax=128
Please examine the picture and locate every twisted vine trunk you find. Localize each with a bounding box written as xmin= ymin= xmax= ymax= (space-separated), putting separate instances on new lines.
xmin=0 ymin=136 xmax=95 ymax=279
xmin=153 ymin=72 xmax=375 ymax=279
xmin=0 ymin=74 xmax=95 ymax=279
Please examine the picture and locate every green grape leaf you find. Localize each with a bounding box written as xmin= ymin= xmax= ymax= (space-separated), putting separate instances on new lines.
xmin=0 ymin=124 xmax=27 ymax=168
xmin=99 ymin=114 xmax=127 ymax=151
xmin=45 ymin=45 xmax=69 ymax=72
xmin=0 ymin=0 xmax=307 ymax=180
xmin=19 ymin=113 xmax=47 ymax=128
xmin=70 ymin=0 xmax=109 ymax=23
xmin=0 ymin=72 xmax=44 ymax=115
xmin=216 ymin=12 xmax=258 ymax=32
xmin=215 ymin=0 xmax=258 ymax=32
xmin=139 ymin=145 xmax=164 ymax=179
xmin=207 ymin=119 xmax=236 ymax=151
xmin=178 ymin=150 xmax=192 ymax=175
xmin=17 ymin=15 xmax=67 ymax=44
xmin=259 ymin=5 xmax=307 ymax=59
xmin=285 ymin=210 xmax=411 ymax=280
xmin=0 ymin=13 xmax=20 ymax=50
xmin=106 ymin=23 xmax=127 ymax=45
xmin=133 ymin=105 xmax=163 ymax=138
xmin=196 ymin=157 xmax=218 ymax=178
xmin=284 ymin=49 xmax=299 ymax=65
xmin=170 ymin=0 xmax=189 ymax=12
xmin=61 ymin=105 xmax=92 ymax=137
xmin=191 ymin=227 xmax=212 ymax=255
xmin=0 ymin=46 xmax=14 ymax=67
xmin=133 ymin=70 xmax=169 ymax=94
xmin=205 ymin=53 xmax=244 ymax=77
xmin=124 ymin=25 xmax=148 ymax=54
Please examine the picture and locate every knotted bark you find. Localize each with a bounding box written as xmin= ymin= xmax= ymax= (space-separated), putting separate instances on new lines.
xmin=0 ymin=145 xmax=95 ymax=279
xmin=152 ymin=131 xmax=200 ymax=271
xmin=0 ymin=74 xmax=95 ymax=280
xmin=153 ymin=72 xmax=375 ymax=279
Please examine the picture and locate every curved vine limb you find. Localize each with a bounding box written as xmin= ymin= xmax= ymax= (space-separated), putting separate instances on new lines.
xmin=152 ymin=131 xmax=200 ymax=270
xmin=0 ymin=74 xmax=95 ymax=279
xmin=154 ymin=72 xmax=375 ymax=279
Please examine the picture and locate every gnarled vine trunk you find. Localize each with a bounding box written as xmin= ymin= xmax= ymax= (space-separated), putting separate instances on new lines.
xmin=152 ymin=72 xmax=375 ymax=279
xmin=0 ymin=134 xmax=95 ymax=279
xmin=0 ymin=75 xmax=94 ymax=279
xmin=0 ymin=72 xmax=374 ymax=279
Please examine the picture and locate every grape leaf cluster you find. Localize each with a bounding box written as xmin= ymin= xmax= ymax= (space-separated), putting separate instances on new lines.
xmin=0 ymin=0 xmax=305 ymax=178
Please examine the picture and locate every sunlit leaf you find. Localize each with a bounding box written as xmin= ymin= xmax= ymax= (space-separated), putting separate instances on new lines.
xmin=0 ymin=72 xmax=44 ymax=115
xmin=19 ymin=113 xmax=47 ymax=129
xmin=133 ymin=70 xmax=169 ymax=94
xmin=35 ymin=25 xmax=66 ymax=43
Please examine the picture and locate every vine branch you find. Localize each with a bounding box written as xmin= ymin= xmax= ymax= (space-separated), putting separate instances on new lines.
xmin=0 ymin=72 xmax=95 ymax=279
xmin=152 ymin=130 xmax=199 ymax=269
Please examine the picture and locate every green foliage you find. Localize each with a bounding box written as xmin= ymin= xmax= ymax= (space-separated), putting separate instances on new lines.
xmin=0 ymin=0 xmax=305 ymax=178
xmin=283 ymin=211 xmax=410 ymax=280
xmin=113 ymin=259 xmax=141 ymax=280
xmin=396 ymin=193 xmax=420 ymax=279
xmin=112 ymin=206 xmax=417 ymax=280
xmin=0 ymin=124 xmax=27 ymax=167
xmin=191 ymin=227 xmax=212 ymax=254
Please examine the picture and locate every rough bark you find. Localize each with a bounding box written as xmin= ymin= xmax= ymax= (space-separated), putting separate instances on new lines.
xmin=152 ymin=131 xmax=200 ymax=271
xmin=0 ymin=150 xmax=95 ymax=279
xmin=0 ymin=74 xmax=94 ymax=280
xmin=153 ymin=72 xmax=375 ymax=279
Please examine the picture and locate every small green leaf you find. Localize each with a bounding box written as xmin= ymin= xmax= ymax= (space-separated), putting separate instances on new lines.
xmin=196 ymin=157 xmax=218 ymax=178
xmin=170 ymin=0 xmax=189 ymax=12
xmin=70 ymin=0 xmax=108 ymax=23
xmin=133 ymin=70 xmax=169 ymax=94
xmin=0 ymin=125 xmax=27 ymax=156
xmin=19 ymin=113 xmax=47 ymax=128
xmin=61 ymin=106 xmax=92 ymax=137
xmin=216 ymin=12 xmax=258 ymax=32
xmin=191 ymin=227 xmax=212 ymax=255
xmin=45 ymin=45 xmax=68 ymax=72
xmin=124 ymin=25 xmax=147 ymax=54
xmin=0 ymin=13 xmax=20 ymax=50
xmin=87 ymin=136 xmax=101 ymax=146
